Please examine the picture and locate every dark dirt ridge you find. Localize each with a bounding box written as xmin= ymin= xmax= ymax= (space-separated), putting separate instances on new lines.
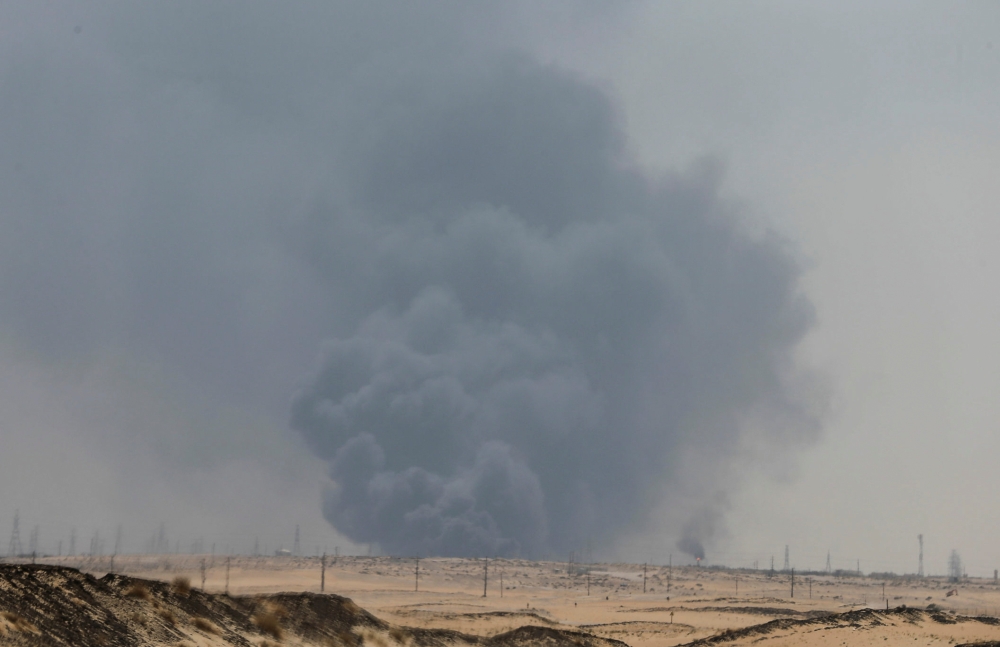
xmin=629 ymin=605 xmax=831 ymax=618
xmin=675 ymin=606 xmax=1000 ymax=647
xmin=0 ymin=565 xmax=627 ymax=647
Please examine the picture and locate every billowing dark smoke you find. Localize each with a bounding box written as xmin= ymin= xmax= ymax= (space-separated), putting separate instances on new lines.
xmin=0 ymin=1 xmax=821 ymax=557
xmin=290 ymin=51 xmax=821 ymax=556
xmin=676 ymin=504 xmax=724 ymax=561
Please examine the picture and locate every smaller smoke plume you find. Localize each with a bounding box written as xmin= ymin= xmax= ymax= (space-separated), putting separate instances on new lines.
xmin=677 ymin=503 xmax=725 ymax=561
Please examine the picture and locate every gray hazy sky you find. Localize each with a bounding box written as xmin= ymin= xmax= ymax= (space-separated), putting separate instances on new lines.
xmin=1 ymin=2 xmax=998 ymax=575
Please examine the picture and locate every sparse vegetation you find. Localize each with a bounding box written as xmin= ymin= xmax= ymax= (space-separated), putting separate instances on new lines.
xmin=253 ymin=610 xmax=284 ymax=639
xmin=389 ymin=626 xmax=409 ymax=643
xmin=126 ymin=583 xmax=152 ymax=600
xmin=1 ymin=611 xmax=39 ymax=634
xmin=157 ymin=607 xmax=178 ymax=625
xmin=193 ymin=616 xmax=220 ymax=634
xmin=172 ymin=576 xmax=192 ymax=595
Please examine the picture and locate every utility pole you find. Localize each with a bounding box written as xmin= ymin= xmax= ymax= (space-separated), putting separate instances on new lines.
xmin=500 ymin=563 xmax=503 ymax=598
xmin=321 ymin=553 xmax=327 ymax=592
xmin=225 ymin=557 xmax=231 ymax=595
xmin=668 ymin=554 xmax=672 ymax=595
xmin=857 ymin=559 xmax=860 ymax=576
xmin=735 ymin=576 xmax=738 ymax=597
xmin=483 ymin=558 xmax=488 ymax=597
xmin=882 ymin=582 xmax=885 ymax=600
xmin=918 ymin=535 xmax=924 ymax=578
xmin=826 ymin=550 xmax=831 ymax=574
xmin=201 ymin=559 xmax=207 ymax=591
xmin=790 ymin=568 xmax=795 ymax=598
xmin=643 ymin=563 xmax=647 ymax=593
xmin=808 ymin=579 xmax=812 ymax=599
xmin=587 ymin=570 xmax=590 ymax=596
xmin=414 ymin=558 xmax=419 ymax=592
xmin=8 ymin=510 xmax=22 ymax=557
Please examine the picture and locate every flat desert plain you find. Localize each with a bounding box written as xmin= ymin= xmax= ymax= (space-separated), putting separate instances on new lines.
xmin=29 ymin=554 xmax=1000 ymax=646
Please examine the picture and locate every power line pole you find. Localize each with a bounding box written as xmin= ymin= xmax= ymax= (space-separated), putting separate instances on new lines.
xmin=483 ymin=558 xmax=488 ymax=597
xmin=28 ymin=525 xmax=38 ymax=556
xmin=918 ymin=534 xmax=924 ymax=578
xmin=668 ymin=554 xmax=672 ymax=595
xmin=643 ymin=563 xmax=647 ymax=593
xmin=414 ymin=558 xmax=419 ymax=592
xmin=225 ymin=557 xmax=231 ymax=595
xmin=8 ymin=510 xmax=22 ymax=557
xmin=825 ymin=550 xmax=831 ymax=574
xmin=500 ymin=563 xmax=503 ymax=598
xmin=201 ymin=559 xmax=207 ymax=591
xmin=790 ymin=568 xmax=795 ymax=598
xmin=586 ymin=569 xmax=590 ymax=596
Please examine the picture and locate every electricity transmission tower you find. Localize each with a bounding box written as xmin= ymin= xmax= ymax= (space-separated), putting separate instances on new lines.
xmin=8 ymin=510 xmax=23 ymax=557
xmin=825 ymin=550 xmax=831 ymax=574
xmin=917 ymin=534 xmax=924 ymax=577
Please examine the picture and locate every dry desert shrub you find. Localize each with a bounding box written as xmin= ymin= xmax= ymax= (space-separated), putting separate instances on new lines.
xmin=126 ymin=583 xmax=152 ymax=600
xmin=359 ymin=627 xmax=389 ymax=647
xmin=157 ymin=607 xmax=178 ymax=625
xmin=192 ymin=616 xmax=220 ymax=634
xmin=333 ymin=630 xmax=359 ymax=647
xmin=1 ymin=611 xmax=38 ymax=634
xmin=130 ymin=611 xmax=148 ymax=627
xmin=253 ymin=611 xmax=284 ymax=640
xmin=388 ymin=627 xmax=409 ymax=644
xmin=171 ymin=576 xmax=192 ymax=595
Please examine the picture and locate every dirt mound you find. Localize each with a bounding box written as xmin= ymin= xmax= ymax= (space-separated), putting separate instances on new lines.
xmin=486 ymin=625 xmax=629 ymax=647
xmin=0 ymin=565 xmax=618 ymax=647
xmin=674 ymin=606 xmax=1000 ymax=647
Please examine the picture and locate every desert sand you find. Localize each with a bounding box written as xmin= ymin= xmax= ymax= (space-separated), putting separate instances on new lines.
xmin=7 ymin=553 xmax=997 ymax=646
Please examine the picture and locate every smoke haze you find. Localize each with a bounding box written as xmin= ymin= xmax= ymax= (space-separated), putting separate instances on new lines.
xmin=0 ymin=1 xmax=871 ymax=562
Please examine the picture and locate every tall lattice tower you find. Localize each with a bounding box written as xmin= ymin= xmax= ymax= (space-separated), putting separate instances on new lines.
xmin=8 ymin=510 xmax=23 ymax=557
xmin=825 ymin=550 xmax=831 ymax=574
xmin=918 ymin=534 xmax=924 ymax=577
xmin=783 ymin=545 xmax=790 ymax=572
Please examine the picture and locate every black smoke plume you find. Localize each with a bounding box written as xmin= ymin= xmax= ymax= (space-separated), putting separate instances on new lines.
xmin=290 ymin=47 xmax=821 ymax=557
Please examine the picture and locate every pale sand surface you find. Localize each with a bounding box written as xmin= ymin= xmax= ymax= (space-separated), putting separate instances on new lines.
xmin=32 ymin=555 xmax=1000 ymax=646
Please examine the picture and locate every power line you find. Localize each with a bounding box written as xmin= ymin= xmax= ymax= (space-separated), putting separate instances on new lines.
xmin=8 ymin=510 xmax=22 ymax=557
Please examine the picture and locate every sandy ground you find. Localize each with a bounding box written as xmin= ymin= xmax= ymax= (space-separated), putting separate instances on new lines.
xmin=27 ymin=555 xmax=1000 ymax=646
